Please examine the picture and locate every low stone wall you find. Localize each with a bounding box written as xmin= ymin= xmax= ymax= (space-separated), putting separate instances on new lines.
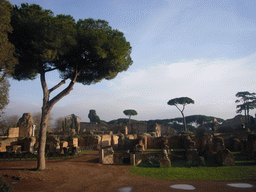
xmin=0 ymin=138 xmax=18 ymax=152
xmin=99 ymin=147 xmax=114 ymax=164
xmin=147 ymin=137 xmax=163 ymax=149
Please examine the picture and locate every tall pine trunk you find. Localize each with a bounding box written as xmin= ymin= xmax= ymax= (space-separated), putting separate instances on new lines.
xmin=37 ymin=69 xmax=78 ymax=170
xmin=181 ymin=112 xmax=187 ymax=132
xmin=37 ymin=106 xmax=51 ymax=170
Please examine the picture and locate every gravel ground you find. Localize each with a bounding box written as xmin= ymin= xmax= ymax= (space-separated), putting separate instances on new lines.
xmin=0 ymin=151 xmax=255 ymax=192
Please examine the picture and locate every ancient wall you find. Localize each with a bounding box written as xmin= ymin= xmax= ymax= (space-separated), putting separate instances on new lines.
xmin=111 ymin=135 xmax=119 ymax=145
xmin=101 ymin=134 xmax=112 ymax=147
xmin=0 ymin=138 xmax=18 ymax=152
xmin=147 ymin=123 xmax=161 ymax=137
xmin=23 ymin=137 xmax=37 ymax=152
xmin=99 ymin=148 xmax=114 ymax=164
xmin=109 ymin=124 xmax=128 ymax=134
xmin=126 ymin=134 xmax=136 ymax=140
xmin=80 ymin=122 xmax=109 ymax=133
xmin=8 ymin=127 xmax=19 ymax=138
xmin=132 ymin=122 xmax=147 ymax=135
xmin=168 ymin=135 xmax=181 ymax=148
xmin=69 ymin=138 xmax=78 ymax=147
xmin=64 ymin=114 xmax=81 ymax=133
xmin=146 ymin=136 xmax=163 ymax=149
xmin=161 ymin=125 xmax=176 ymax=136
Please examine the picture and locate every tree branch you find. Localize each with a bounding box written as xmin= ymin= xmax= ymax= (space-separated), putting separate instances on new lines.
xmin=174 ymin=104 xmax=182 ymax=113
xmin=0 ymin=72 xmax=7 ymax=83
xmin=45 ymin=67 xmax=58 ymax=72
xmin=48 ymin=71 xmax=79 ymax=107
xmin=48 ymin=79 xmax=67 ymax=93
xmin=182 ymin=104 xmax=186 ymax=113
xmin=40 ymin=67 xmax=49 ymax=106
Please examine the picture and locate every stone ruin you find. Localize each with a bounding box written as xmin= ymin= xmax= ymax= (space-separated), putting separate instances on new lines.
xmin=159 ymin=138 xmax=171 ymax=167
xmin=17 ymin=113 xmax=35 ymax=138
xmin=97 ymin=130 xmax=256 ymax=167
xmin=1 ymin=112 xmax=256 ymax=167
xmin=247 ymin=134 xmax=256 ymax=160
xmin=7 ymin=128 xmax=19 ymax=138
xmin=147 ymin=123 xmax=162 ymax=137
xmin=183 ymin=135 xmax=198 ymax=162
xmin=216 ymin=149 xmax=235 ymax=166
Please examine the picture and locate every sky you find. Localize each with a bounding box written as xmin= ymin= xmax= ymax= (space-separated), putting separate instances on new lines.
xmin=5 ymin=0 xmax=256 ymax=123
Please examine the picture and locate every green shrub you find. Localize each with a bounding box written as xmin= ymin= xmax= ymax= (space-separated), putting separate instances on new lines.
xmin=0 ymin=176 xmax=14 ymax=192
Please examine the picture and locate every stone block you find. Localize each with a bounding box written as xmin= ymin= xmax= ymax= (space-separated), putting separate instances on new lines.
xmin=8 ymin=128 xmax=19 ymax=138
xmin=6 ymin=145 xmax=22 ymax=153
xmin=60 ymin=141 xmax=68 ymax=148
xmin=213 ymin=137 xmax=225 ymax=152
xmin=0 ymin=138 xmax=18 ymax=152
xmin=102 ymin=153 xmax=114 ymax=164
xmin=60 ymin=141 xmax=68 ymax=153
xmin=68 ymin=138 xmax=78 ymax=147
xmin=160 ymin=158 xmax=171 ymax=167
xmin=0 ymin=143 xmax=11 ymax=152
xmin=135 ymin=144 xmax=144 ymax=152
xmin=216 ymin=149 xmax=235 ymax=166
xmin=23 ymin=137 xmax=36 ymax=152
xmin=198 ymin=156 xmax=205 ymax=166
xmin=111 ymin=135 xmax=119 ymax=145
xmin=101 ymin=135 xmax=111 ymax=147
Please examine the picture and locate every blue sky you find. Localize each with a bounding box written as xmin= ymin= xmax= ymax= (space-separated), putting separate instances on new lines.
xmin=5 ymin=0 xmax=256 ymax=122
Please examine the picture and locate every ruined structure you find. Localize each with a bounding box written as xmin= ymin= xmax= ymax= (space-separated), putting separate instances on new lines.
xmin=216 ymin=149 xmax=235 ymax=166
xmin=17 ymin=113 xmax=34 ymax=137
xmin=7 ymin=127 xmax=19 ymax=138
xmin=61 ymin=114 xmax=81 ymax=135
xmin=1 ymin=112 xmax=256 ymax=168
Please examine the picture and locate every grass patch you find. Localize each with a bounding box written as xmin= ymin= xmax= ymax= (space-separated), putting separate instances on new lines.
xmin=79 ymin=150 xmax=92 ymax=154
xmin=131 ymin=152 xmax=256 ymax=180
xmin=130 ymin=166 xmax=256 ymax=180
xmin=0 ymin=150 xmax=92 ymax=161
xmin=145 ymin=149 xmax=162 ymax=152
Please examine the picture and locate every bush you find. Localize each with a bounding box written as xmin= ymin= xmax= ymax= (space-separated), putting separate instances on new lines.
xmin=0 ymin=176 xmax=14 ymax=192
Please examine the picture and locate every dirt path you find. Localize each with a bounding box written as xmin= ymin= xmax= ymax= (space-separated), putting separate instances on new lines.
xmin=1 ymin=151 xmax=255 ymax=192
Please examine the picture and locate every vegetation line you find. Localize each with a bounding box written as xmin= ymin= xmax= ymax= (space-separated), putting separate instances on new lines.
xmin=130 ymin=166 xmax=256 ymax=181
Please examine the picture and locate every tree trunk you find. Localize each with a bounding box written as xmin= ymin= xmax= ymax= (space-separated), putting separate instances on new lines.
xmin=244 ymin=106 xmax=247 ymax=126
xmin=37 ymin=70 xmax=79 ymax=170
xmin=37 ymin=106 xmax=51 ymax=170
xmin=247 ymin=105 xmax=250 ymax=126
xmin=181 ymin=112 xmax=187 ymax=132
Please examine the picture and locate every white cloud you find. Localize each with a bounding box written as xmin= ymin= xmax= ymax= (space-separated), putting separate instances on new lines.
xmin=93 ymin=54 xmax=256 ymax=121
xmin=5 ymin=54 xmax=256 ymax=122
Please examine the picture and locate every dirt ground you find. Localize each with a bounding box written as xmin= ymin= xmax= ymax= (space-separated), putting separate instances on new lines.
xmin=0 ymin=150 xmax=256 ymax=192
